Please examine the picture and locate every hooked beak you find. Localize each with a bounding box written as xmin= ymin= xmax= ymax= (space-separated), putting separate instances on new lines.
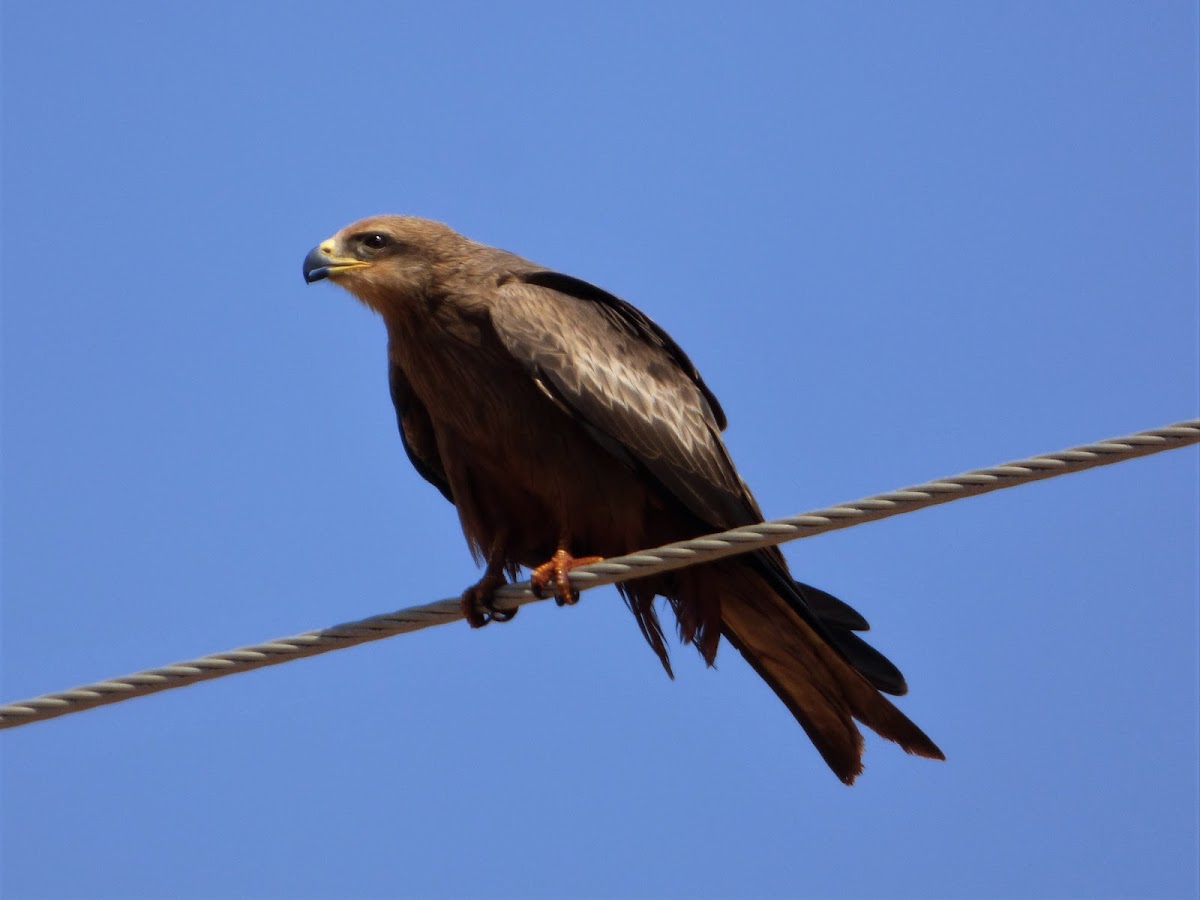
xmin=303 ymin=243 xmax=368 ymax=283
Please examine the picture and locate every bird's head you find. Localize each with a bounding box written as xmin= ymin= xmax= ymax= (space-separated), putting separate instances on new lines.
xmin=302 ymin=215 xmax=466 ymax=315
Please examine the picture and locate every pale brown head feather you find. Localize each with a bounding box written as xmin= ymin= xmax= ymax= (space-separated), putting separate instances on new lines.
xmin=306 ymin=215 xmax=519 ymax=319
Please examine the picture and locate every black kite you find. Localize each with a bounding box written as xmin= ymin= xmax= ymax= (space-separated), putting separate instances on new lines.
xmin=303 ymin=216 xmax=943 ymax=783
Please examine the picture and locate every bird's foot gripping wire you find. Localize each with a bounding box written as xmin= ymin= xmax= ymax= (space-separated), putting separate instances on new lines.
xmin=460 ymin=569 xmax=517 ymax=628
xmin=530 ymin=549 xmax=604 ymax=607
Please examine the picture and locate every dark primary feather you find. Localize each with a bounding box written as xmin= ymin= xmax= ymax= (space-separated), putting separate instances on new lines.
xmin=795 ymin=580 xmax=871 ymax=630
xmin=753 ymin=561 xmax=909 ymax=696
xmin=793 ymin=580 xmax=908 ymax=695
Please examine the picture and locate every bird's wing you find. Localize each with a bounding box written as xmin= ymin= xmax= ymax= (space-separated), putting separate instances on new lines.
xmin=491 ymin=273 xmax=751 ymax=529
xmin=493 ymin=275 xmax=897 ymax=673
xmin=520 ymin=272 xmax=728 ymax=429
xmin=388 ymin=355 xmax=453 ymax=503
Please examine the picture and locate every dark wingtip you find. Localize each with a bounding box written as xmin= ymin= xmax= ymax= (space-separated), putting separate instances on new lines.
xmin=794 ymin=580 xmax=871 ymax=631
xmin=790 ymin=580 xmax=910 ymax=695
xmin=835 ymin=631 xmax=910 ymax=696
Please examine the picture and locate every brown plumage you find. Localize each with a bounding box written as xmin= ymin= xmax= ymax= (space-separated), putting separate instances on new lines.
xmin=303 ymin=215 xmax=944 ymax=783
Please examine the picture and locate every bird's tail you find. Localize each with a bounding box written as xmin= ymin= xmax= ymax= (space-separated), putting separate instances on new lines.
xmin=625 ymin=560 xmax=944 ymax=784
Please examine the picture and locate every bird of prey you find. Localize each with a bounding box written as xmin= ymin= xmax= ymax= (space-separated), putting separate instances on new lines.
xmin=303 ymin=215 xmax=943 ymax=783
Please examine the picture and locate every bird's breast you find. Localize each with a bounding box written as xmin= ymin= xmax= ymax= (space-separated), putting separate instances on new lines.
xmin=388 ymin=315 xmax=650 ymax=564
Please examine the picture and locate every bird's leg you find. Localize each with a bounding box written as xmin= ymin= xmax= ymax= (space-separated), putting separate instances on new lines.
xmin=530 ymin=547 xmax=605 ymax=607
xmin=460 ymin=537 xmax=517 ymax=628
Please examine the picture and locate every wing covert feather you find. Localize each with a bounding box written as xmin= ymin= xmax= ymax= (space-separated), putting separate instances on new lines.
xmin=491 ymin=278 xmax=752 ymax=527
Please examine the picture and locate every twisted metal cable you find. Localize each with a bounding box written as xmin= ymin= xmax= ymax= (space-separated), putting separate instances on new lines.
xmin=2 ymin=418 xmax=1196 ymax=730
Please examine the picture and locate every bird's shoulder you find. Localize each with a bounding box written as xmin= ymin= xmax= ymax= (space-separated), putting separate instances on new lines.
xmin=489 ymin=268 xmax=727 ymax=431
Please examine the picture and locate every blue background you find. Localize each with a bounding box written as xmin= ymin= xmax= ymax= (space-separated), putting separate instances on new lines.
xmin=3 ymin=3 xmax=1197 ymax=898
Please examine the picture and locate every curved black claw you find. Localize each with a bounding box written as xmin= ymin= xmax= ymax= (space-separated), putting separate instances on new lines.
xmin=483 ymin=596 xmax=518 ymax=623
xmin=461 ymin=571 xmax=518 ymax=628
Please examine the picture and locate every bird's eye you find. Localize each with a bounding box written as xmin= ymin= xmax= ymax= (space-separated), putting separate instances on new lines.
xmin=361 ymin=233 xmax=390 ymax=250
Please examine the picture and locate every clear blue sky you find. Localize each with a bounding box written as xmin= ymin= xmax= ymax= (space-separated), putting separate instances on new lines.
xmin=3 ymin=3 xmax=1197 ymax=898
